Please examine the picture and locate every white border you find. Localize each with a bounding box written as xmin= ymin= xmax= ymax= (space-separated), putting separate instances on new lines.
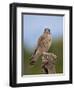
xmin=16 ymin=7 xmax=70 ymax=83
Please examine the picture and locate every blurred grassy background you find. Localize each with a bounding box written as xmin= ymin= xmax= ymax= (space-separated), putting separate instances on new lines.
xmin=22 ymin=39 xmax=63 ymax=75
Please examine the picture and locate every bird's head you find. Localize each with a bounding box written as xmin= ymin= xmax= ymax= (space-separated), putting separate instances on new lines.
xmin=44 ymin=28 xmax=51 ymax=34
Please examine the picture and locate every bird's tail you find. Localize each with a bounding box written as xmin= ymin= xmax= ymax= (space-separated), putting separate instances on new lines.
xmin=29 ymin=57 xmax=35 ymax=65
xmin=29 ymin=48 xmax=39 ymax=65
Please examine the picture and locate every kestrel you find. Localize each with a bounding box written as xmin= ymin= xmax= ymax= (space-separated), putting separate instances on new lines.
xmin=30 ymin=28 xmax=52 ymax=65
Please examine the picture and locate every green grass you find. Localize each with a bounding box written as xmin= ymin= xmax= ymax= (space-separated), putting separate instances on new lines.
xmin=22 ymin=39 xmax=63 ymax=75
xmin=49 ymin=39 xmax=63 ymax=73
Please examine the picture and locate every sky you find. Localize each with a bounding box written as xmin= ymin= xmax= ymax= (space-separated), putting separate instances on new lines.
xmin=23 ymin=14 xmax=64 ymax=49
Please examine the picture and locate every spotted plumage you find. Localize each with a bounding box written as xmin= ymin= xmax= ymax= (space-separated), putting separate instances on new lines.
xmin=30 ymin=28 xmax=52 ymax=65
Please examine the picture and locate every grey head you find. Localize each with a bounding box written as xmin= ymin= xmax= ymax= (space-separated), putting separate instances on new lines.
xmin=44 ymin=28 xmax=50 ymax=34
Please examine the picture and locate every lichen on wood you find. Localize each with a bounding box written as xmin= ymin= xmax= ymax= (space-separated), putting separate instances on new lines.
xmin=41 ymin=52 xmax=57 ymax=74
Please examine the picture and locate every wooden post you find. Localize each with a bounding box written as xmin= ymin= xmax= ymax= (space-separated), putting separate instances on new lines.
xmin=41 ymin=52 xmax=57 ymax=74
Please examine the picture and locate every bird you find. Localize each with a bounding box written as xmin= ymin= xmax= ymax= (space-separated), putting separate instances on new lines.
xmin=29 ymin=28 xmax=52 ymax=65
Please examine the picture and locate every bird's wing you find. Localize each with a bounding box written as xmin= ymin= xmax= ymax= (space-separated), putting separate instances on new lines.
xmin=32 ymin=35 xmax=44 ymax=56
xmin=37 ymin=35 xmax=45 ymax=47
